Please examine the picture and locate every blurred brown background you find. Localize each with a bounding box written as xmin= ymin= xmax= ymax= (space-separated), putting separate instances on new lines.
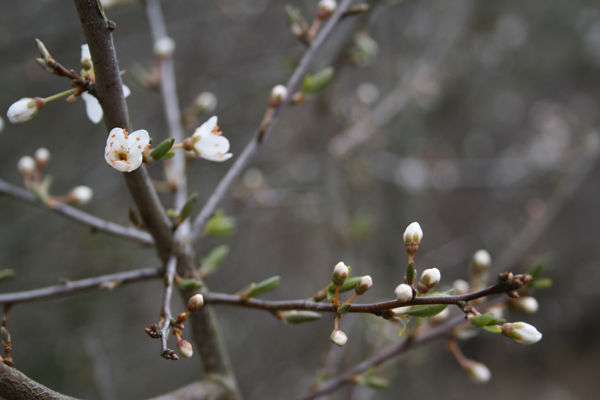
xmin=1 ymin=0 xmax=600 ymax=399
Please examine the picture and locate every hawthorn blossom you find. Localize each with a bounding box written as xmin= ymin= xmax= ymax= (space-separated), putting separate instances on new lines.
xmin=80 ymin=44 xmax=130 ymax=124
xmin=104 ymin=128 xmax=150 ymax=172
xmin=191 ymin=116 xmax=232 ymax=162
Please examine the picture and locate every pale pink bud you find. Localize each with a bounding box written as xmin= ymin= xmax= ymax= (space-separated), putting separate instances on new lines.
xmin=394 ymin=283 xmax=413 ymax=303
xmin=177 ymin=339 xmax=193 ymax=358
xmin=332 ymin=262 xmax=349 ymax=286
xmin=501 ymin=322 xmax=542 ymax=345
xmin=330 ymin=329 xmax=347 ymax=347
xmin=355 ymin=275 xmax=373 ymax=295
xmin=187 ymin=294 xmax=205 ymax=312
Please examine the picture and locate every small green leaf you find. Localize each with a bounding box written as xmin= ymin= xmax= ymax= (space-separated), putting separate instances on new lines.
xmin=406 ymin=304 xmax=448 ymax=318
xmin=283 ymin=311 xmax=322 ymax=324
xmin=531 ymin=277 xmax=553 ymax=289
xmin=177 ymin=279 xmax=203 ymax=290
xmin=205 ymin=211 xmax=236 ymax=237
xmin=149 ymin=138 xmax=175 ymax=161
xmin=244 ymin=276 xmax=280 ymax=297
xmin=406 ymin=261 xmax=416 ymax=285
xmin=159 ymin=152 xmax=176 ymax=160
xmin=528 ymin=259 xmax=545 ymax=281
xmin=302 ymin=67 xmax=334 ymax=94
xmin=483 ymin=325 xmax=502 ymax=333
xmin=338 ymin=303 xmax=351 ymax=314
xmin=470 ymin=313 xmax=506 ymax=328
xmin=327 ymin=276 xmax=362 ymax=296
xmin=364 ymin=376 xmax=391 ymax=389
xmin=199 ymin=245 xmax=230 ymax=277
xmin=0 ymin=269 xmax=15 ymax=285
xmin=178 ymin=193 xmax=197 ymax=221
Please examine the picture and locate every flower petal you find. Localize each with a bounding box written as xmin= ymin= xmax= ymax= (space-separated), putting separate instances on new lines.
xmin=123 ymin=85 xmax=131 ymax=98
xmin=202 ymin=152 xmax=233 ymax=162
xmin=195 ymin=134 xmax=230 ymax=157
xmin=82 ymin=92 xmax=103 ymax=124
xmin=192 ymin=116 xmax=218 ymax=139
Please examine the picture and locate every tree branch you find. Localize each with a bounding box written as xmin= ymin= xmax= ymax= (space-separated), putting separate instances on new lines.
xmin=159 ymin=256 xmax=177 ymax=358
xmin=188 ymin=0 xmax=356 ymax=244
xmin=73 ymin=0 xmax=173 ymax=262
xmin=0 ymin=361 xmax=79 ymax=400
xmin=0 ymin=267 xmax=162 ymax=306
xmin=0 ymin=178 xmax=154 ymax=246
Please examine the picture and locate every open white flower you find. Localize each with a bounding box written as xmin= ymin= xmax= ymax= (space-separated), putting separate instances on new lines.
xmin=192 ymin=116 xmax=232 ymax=162
xmin=104 ymin=128 xmax=150 ymax=172
xmin=80 ymin=44 xmax=130 ymax=124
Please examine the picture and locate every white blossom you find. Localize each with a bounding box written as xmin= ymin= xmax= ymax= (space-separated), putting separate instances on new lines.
xmin=501 ymin=322 xmax=542 ymax=345
xmin=104 ymin=128 xmax=150 ymax=172
xmin=192 ymin=116 xmax=232 ymax=162
xmin=82 ymin=86 xmax=130 ymax=124
xmin=394 ymin=283 xmax=413 ymax=302
xmin=7 ymin=98 xmax=43 ymax=124
xmin=473 ymin=249 xmax=491 ymax=270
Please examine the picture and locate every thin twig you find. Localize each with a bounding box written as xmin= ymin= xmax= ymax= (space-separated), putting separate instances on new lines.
xmin=203 ymin=282 xmax=508 ymax=314
xmin=188 ymin=0 xmax=356 ymax=244
xmin=0 ymin=179 xmax=154 ymax=246
xmin=0 ymin=267 xmax=162 ymax=306
xmin=159 ymin=256 xmax=177 ymax=358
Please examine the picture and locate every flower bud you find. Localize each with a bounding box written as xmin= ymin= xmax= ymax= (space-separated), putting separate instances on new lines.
xmin=317 ymin=0 xmax=337 ymax=18
xmin=177 ymin=339 xmax=193 ymax=358
xmin=7 ymin=98 xmax=44 ymax=124
xmin=464 ymin=360 xmax=491 ymax=383
xmin=18 ymin=156 xmax=36 ymax=175
xmin=70 ymin=186 xmax=94 ymax=205
xmin=269 ymin=85 xmax=288 ymax=107
xmin=394 ymin=283 xmax=413 ymax=303
xmin=280 ymin=310 xmax=322 ymax=324
xmin=332 ymin=262 xmax=349 ymax=286
xmin=417 ymin=268 xmax=440 ymax=294
xmin=403 ymin=222 xmax=423 ymax=256
xmin=473 ymin=249 xmax=491 ymax=271
xmin=430 ymin=307 xmax=450 ymax=324
xmin=34 ymin=147 xmax=50 ymax=169
xmin=501 ymin=322 xmax=542 ymax=345
xmin=330 ymin=329 xmax=347 ymax=347
xmin=195 ymin=92 xmax=217 ymax=114
xmin=518 ymin=297 xmax=539 ymax=314
xmin=453 ymin=279 xmax=470 ymax=295
xmin=187 ymin=294 xmax=204 ymax=313
xmin=154 ymin=36 xmax=176 ymax=58
xmin=81 ymin=44 xmax=92 ymax=71
xmin=355 ymin=275 xmax=373 ymax=295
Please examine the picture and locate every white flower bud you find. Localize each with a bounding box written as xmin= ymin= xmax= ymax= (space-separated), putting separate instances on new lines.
xmin=430 ymin=307 xmax=450 ymax=323
xmin=317 ymin=0 xmax=337 ymax=18
xmin=453 ymin=279 xmax=470 ymax=295
xmin=70 ymin=186 xmax=94 ymax=205
xmin=465 ymin=360 xmax=491 ymax=383
xmin=473 ymin=249 xmax=491 ymax=270
xmin=518 ymin=297 xmax=539 ymax=314
xmin=487 ymin=304 xmax=505 ymax=319
xmin=269 ymin=85 xmax=288 ymax=107
xmin=7 ymin=98 xmax=44 ymax=124
xmin=187 ymin=294 xmax=204 ymax=312
xmin=81 ymin=44 xmax=92 ymax=71
xmin=391 ymin=306 xmax=412 ymax=315
xmin=177 ymin=339 xmax=193 ymax=358
xmin=18 ymin=156 xmax=36 ymax=175
xmin=330 ymin=329 xmax=347 ymax=347
xmin=153 ymin=36 xmax=176 ymax=58
xmin=34 ymin=147 xmax=50 ymax=165
xmin=355 ymin=275 xmax=373 ymax=295
xmin=501 ymin=322 xmax=542 ymax=345
xmin=195 ymin=92 xmax=217 ymax=113
xmin=403 ymin=222 xmax=423 ymax=256
xmin=332 ymin=262 xmax=349 ymax=286
xmin=394 ymin=283 xmax=413 ymax=303
xmin=417 ymin=268 xmax=440 ymax=294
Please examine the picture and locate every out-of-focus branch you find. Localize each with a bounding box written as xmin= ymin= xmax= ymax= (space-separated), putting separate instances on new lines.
xmin=74 ymin=0 xmax=173 ymax=262
xmin=188 ymin=0 xmax=356 ymax=244
xmin=294 ymin=314 xmax=465 ymax=400
xmin=0 ymin=267 xmax=162 ymax=306
xmin=203 ymin=281 xmax=514 ymax=314
xmin=0 ymin=178 xmax=154 ymax=246
xmin=145 ymin=0 xmax=188 ymax=214
xmin=0 ymin=361 xmax=78 ymax=400
xmin=159 ymin=256 xmax=177 ymax=358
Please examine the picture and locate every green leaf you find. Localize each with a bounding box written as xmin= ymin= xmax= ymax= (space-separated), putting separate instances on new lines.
xmin=364 ymin=376 xmax=391 ymax=389
xmin=178 ymin=193 xmax=197 ymax=221
xmin=470 ymin=313 xmax=506 ymax=328
xmin=283 ymin=311 xmax=322 ymax=324
xmin=406 ymin=304 xmax=448 ymax=318
xmin=205 ymin=211 xmax=236 ymax=237
xmin=0 ymin=269 xmax=15 ymax=285
xmin=302 ymin=67 xmax=334 ymax=94
xmin=483 ymin=325 xmax=502 ymax=333
xmin=406 ymin=261 xmax=416 ymax=285
xmin=158 ymin=152 xmax=176 ymax=160
xmin=199 ymin=245 xmax=230 ymax=277
xmin=528 ymin=259 xmax=545 ymax=281
xmin=531 ymin=277 xmax=553 ymax=289
xmin=338 ymin=303 xmax=351 ymax=315
xmin=177 ymin=279 xmax=203 ymax=290
xmin=244 ymin=276 xmax=280 ymax=297
xmin=327 ymin=276 xmax=362 ymax=297
xmin=149 ymin=138 xmax=175 ymax=161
